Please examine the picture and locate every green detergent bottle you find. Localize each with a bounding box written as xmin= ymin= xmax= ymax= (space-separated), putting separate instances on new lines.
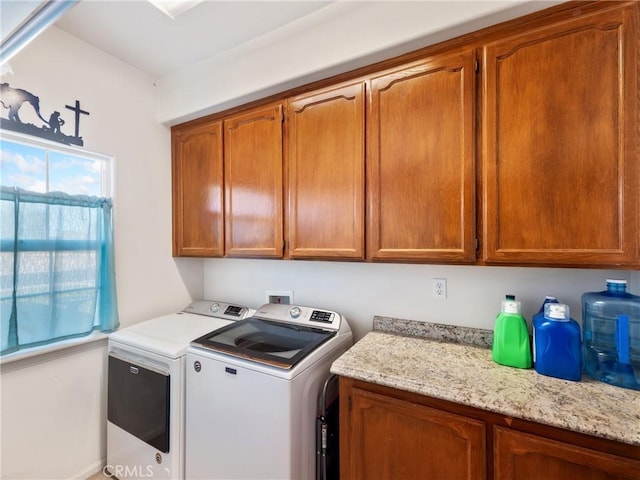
xmin=492 ymin=295 xmax=532 ymax=368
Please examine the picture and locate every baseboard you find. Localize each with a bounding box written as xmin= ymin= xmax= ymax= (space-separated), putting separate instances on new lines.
xmin=73 ymin=458 xmax=106 ymax=480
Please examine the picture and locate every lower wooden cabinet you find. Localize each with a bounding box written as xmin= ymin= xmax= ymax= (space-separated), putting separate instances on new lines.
xmin=495 ymin=427 xmax=640 ymax=480
xmin=340 ymin=378 xmax=640 ymax=480
xmin=342 ymin=379 xmax=486 ymax=480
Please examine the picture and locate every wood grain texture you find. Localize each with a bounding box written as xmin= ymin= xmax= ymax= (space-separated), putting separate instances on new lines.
xmin=340 ymin=377 xmax=640 ymax=480
xmin=482 ymin=3 xmax=639 ymax=266
xmin=494 ymin=427 xmax=640 ymax=480
xmin=223 ymin=103 xmax=284 ymax=258
xmin=171 ymin=2 xmax=639 ymax=268
xmin=367 ymin=48 xmax=477 ymax=262
xmin=172 ymin=121 xmax=224 ymax=257
xmin=344 ymin=384 xmax=486 ymax=480
xmin=287 ymin=81 xmax=365 ymax=259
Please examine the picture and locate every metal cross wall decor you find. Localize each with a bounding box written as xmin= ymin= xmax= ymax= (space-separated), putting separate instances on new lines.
xmin=0 ymin=83 xmax=89 ymax=146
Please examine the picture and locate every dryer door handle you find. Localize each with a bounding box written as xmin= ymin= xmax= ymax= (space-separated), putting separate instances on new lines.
xmin=108 ymin=351 xmax=170 ymax=376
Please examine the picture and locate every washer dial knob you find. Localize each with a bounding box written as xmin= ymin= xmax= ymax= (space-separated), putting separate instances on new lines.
xmin=209 ymin=302 xmax=221 ymax=313
xmin=289 ymin=306 xmax=301 ymax=319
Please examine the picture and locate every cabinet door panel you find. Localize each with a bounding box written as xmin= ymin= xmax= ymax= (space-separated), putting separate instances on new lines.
xmin=172 ymin=121 xmax=224 ymax=257
xmin=494 ymin=427 xmax=640 ymax=480
xmin=346 ymin=387 xmax=486 ymax=480
xmin=368 ymin=49 xmax=476 ymax=262
xmin=224 ymin=104 xmax=284 ymax=257
xmin=482 ymin=4 xmax=639 ymax=266
xmin=288 ymin=82 xmax=365 ymax=259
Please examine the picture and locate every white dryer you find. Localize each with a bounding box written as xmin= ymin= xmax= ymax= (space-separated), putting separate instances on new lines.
xmin=106 ymin=300 xmax=253 ymax=480
xmin=185 ymin=302 xmax=353 ymax=480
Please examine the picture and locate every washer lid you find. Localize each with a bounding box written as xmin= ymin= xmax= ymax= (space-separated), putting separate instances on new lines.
xmin=190 ymin=318 xmax=336 ymax=369
xmin=109 ymin=312 xmax=232 ymax=359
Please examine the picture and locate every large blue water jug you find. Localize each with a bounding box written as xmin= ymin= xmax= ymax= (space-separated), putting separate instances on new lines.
xmin=582 ymin=279 xmax=640 ymax=390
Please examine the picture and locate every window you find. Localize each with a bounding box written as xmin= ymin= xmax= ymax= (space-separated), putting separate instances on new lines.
xmin=0 ymin=134 xmax=118 ymax=355
xmin=0 ymin=136 xmax=109 ymax=195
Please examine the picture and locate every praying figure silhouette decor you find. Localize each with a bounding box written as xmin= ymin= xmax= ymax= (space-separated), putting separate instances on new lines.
xmin=0 ymin=83 xmax=89 ymax=146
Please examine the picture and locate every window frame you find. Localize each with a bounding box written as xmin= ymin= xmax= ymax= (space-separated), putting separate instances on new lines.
xmin=0 ymin=131 xmax=117 ymax=360
xmin=0 ymin=131 xmax=113 ymax=197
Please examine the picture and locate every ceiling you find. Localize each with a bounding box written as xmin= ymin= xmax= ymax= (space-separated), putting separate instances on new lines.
xmin=53 ymin=0 xmax=333 ymax=79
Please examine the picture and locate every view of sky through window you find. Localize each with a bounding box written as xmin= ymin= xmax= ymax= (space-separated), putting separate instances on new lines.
xmin=0 ymin=137 xmax=108 ymax=196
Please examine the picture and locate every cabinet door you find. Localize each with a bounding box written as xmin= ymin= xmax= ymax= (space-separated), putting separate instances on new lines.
xmin=494 ymin=427 xmax=640 ymax=480
xmin=367 ymin=49 xmax=477 ymax=262
xmin=482 ymin=3 xmax=639 ymax=266
xmin=343 ymin=386 xmax=486 ymax=480
xmin=287 ymin=82 xmax=365 ymax=259
xmin=224 ymin=103 xmax=284 ymax=257
xmin=172 ymin=121 xmax=224 ymax=257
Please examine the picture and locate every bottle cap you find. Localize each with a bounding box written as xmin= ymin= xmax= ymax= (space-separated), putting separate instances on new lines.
xmin=502 ymin=299 xmax=521 ymax=314
xmin=545 ymin=303 xmax=569 ymax=321
xmin=606 ymin=279 xmax=627 ymax=285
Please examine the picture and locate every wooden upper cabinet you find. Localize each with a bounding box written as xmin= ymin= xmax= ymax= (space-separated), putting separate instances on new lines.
xmin=223 ymin=103 xmax=284 ymax=258
xmin=367 ymin=49 xmax=477 ymax=262
xmin=287 ymin=82 xmax=365 ymax=259
xmin=172 ymin=121 xmax=224 ymax=257
xmin=482 ymin=2 xmax=639 ymax=266
xmin=494 ymin=427 xmax=640 ymax=480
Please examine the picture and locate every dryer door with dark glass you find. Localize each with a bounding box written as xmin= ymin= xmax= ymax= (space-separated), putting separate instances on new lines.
xmin=108 ymin=353 xmax=170 ymax=453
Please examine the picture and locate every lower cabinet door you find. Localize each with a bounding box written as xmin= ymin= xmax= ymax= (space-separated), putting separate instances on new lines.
xmin=346 ymin=387 xmax=486 ymax=480
xmin=494 ymin=427 xmax=640 ymax=480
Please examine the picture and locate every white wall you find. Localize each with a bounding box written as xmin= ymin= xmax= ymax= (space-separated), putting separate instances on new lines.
xmin=180 ymin=0 xmax=636 ymax=342
xmin=158 ymin=0 xmax=562 ymax=125
xmin=1 ymin=342 xmax=108 ymax=480
xmin=1 ymin=2 xmax=638 ymax=478
xmin=1 ymin=27 xmax=201 ymax=479
xmin=203 ymin=259 xmax=635 ymax=342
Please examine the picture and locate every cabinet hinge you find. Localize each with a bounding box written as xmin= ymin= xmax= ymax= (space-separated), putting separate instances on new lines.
xmin=475 ymin=238 xmax=480 ymax=252
xmin=474 ymin=59 xmax=479 ymax=73
xmin=348 ymin=395 xmax=352 ymax=413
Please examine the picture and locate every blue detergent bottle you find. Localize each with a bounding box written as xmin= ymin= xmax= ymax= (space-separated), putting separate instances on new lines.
xmin=532 ymin=296 xmax=559 ymax=363
xmin=532 ymin=296 xmax=559 ymax=325
xmin=533 ymin=303 xmax=582 ymax=381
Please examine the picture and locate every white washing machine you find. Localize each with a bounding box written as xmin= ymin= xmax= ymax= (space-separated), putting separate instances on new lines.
xmin=106 ymin=300 xmax=253 ymax=480
xmin=185 ymin=302 xmax=353 ymax=480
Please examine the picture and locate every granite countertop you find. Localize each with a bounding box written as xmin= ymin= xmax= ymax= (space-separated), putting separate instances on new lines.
xmin=330 ymin=317 xmax=640 ymax=447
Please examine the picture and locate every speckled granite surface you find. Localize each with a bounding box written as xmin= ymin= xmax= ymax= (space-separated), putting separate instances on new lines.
xmin=331 ymin=330 xmax=640 ymax=447
xmin=373 ymin=316 xmax=494 ymax=348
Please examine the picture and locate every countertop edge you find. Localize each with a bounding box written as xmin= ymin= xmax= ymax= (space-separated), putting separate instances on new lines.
xmin=331 ymin=329 xmax=640 ymax=447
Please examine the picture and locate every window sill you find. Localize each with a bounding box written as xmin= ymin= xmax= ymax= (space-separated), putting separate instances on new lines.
xmin=0 ymin=332 xmax=109 ymax=373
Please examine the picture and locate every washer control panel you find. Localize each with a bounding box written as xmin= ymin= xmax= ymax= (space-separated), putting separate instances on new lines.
xmin=254 ymin=303 xmax=342 ymax=330
xmin=183 ymin=300 xmax=253 ymax=320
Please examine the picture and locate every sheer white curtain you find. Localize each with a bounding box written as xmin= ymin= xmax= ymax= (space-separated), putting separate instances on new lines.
xmin=1 ymin=186 xmax=118 ymax=354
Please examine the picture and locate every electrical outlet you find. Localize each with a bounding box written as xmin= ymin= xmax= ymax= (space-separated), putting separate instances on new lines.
xmin=266 ymin=290 xmax=293 ymax=305
xmin=432 ymin=278 xmax=447 ymax=299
